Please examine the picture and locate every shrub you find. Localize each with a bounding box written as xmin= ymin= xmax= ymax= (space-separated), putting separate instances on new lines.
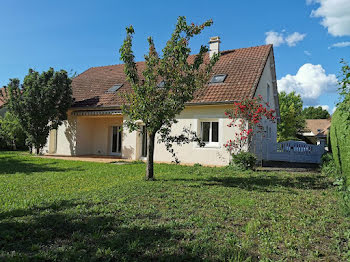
xmin=231 ymin=152 xmax=257 ymax=170
xmin=0 ymin=112 xmax=27 ymax=150
xmin=330 ymin=60 xmax=350 ymax=215
xmin=330 ymin=106 xmax=350 ymax=187
xmin=321 ymin=153 xmax=338 ymax=178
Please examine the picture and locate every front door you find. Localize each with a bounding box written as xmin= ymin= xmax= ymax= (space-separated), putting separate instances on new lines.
xmin=111 ymin=126 xmax=122 ymax=155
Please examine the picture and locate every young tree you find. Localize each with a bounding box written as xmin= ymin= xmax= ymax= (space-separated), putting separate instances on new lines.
xmin=1 ymin=68 xmax=73 ymax=154
xmin=302 ymin=106 xmax=330 ymax=119
xmin=277 ymin=91 xmax=305 ymax=141
xmin=119 ymin=16 xmax=219 ymax=180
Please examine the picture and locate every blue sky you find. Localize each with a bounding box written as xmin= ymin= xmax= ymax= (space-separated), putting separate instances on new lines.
xmin=1 ymin=0 xmax=349 ymax=113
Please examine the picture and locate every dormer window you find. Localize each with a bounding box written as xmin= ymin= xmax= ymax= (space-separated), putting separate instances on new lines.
xmin=106 ymin=84 xmax=123 ymax=93
xmin=210 ymin=74 xmax=227 ymax=83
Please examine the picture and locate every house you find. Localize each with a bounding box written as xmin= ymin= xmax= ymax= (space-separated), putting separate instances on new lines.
xmin=300 ymin=119 xmax=331 ymax=148
xmin=42 ymin=37 xmax=280 ymax=166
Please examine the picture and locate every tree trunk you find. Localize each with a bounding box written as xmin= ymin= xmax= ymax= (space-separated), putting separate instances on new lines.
xmin=146 ymin=132 xmax=156 ymax=180
xmin=36 ymin=147 xmax=40 ymax=155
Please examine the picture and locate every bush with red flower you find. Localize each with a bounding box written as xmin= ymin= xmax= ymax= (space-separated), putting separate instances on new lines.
xmin=224 ymin=95 xmax=276 ymax=154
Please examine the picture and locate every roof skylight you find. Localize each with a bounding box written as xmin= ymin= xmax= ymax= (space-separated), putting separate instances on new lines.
xmin=106 ymin=84 xmax=123 ymax=93
xmin=210 ymin=74 xmax=227 ymax=83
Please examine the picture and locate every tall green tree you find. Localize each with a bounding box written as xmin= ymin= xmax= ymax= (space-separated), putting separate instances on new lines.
xmin=1 ymin=68 xmax=73 ymax=154
xmin=119 ymin=16 xmax=219 ymax=180
xmin=277 ymin=91 xmax=305 ymax=141
xmin=0 ymin=112 xmax=26 ymax=150
xmin=302 ymin=106 xmax=330 ymax=119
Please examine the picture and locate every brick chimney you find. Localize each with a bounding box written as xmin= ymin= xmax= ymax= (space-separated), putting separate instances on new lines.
xmin=209 ymin=36 xmax=220 ymax=59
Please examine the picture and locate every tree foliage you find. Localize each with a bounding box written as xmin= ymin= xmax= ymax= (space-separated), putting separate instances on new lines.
xmin=0 ymin=112 xmax=26 ymax=150
xmin=277 ymin=91 xmax=305 ymax=142
xmin=119 ymin=16 xmax=219 ymax=180
xmin=302 ymin=106 xmax=330 ymax=119
xmin=338 ymin=59 xmax=350 ymax=100
xmin=1 ymin=68 xmax=73 ymax=154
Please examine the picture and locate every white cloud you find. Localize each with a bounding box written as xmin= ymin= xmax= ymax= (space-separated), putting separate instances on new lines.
xmin=304 ymin=50 xmax=312 ymax=56
xmin=265 ymin=31 xmax=285 ymax=47
xmin=332 ymin=106 xmax=337 ymax=114
xmin=329 ymin=41 xmax=350 ymax=49
xmin=309 ymin=0 xmax=350 ymax=36
xmin=265 ymin=31 xmax=306 ymax=47
xmin=285 ymin=32 xmax=307 ymax=46
xmin=277 ymin=63 xmax=338 ymax=105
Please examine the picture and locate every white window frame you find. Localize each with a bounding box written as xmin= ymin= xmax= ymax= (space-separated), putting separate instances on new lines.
xmin=199 ymin=120 xmax=220 ymax=148
xmin=110 ymin=126 xmax=122 ymax=155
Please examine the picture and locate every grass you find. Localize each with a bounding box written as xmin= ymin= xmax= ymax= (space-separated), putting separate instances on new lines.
xmin=0 ymin=151 xmax=349 ymax=261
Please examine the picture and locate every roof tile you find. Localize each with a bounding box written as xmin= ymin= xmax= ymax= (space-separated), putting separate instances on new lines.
xmin=72 ymin=45 xmax=272 ymax=108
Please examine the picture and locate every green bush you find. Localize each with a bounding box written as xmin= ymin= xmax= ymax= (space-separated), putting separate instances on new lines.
xmin=0 ymin=112 xmax=27 ymax=150
xmin=330 ymin=105 xmax=350 ymax=187
xmin=330 ymin=99 xmax=350 ymax=216
xmin=231 ymin=152 xmax=257 ymax=170
xmin=321 ymin=153 xmax=338 ymax=177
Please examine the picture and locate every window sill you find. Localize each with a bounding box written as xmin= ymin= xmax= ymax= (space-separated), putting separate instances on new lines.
xmin=196 ymin=143 xmax=221 ymax=149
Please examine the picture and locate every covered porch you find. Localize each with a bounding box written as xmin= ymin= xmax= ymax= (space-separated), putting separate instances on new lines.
xmin=73 ymin=110 xmax=124 ymax=157
xmin=48 ymin=109 xmax=147 ymax=160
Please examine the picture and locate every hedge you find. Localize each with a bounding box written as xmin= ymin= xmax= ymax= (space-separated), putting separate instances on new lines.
xmin=330 ymin=102 xmax=350 ymax=186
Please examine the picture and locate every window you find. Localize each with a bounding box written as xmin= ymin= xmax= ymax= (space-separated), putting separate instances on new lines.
xmin=111 ymin=126 xmax=122 ymax=154
xmin=210 ymin=74 xmax=227 ymax=83
xmin=107 ymin=84 xmax=123 ymax=93
xmin=267 ymin=83 xmax=270 ymax=104
xmin=201 ymin=121 xmax=219 ymax=145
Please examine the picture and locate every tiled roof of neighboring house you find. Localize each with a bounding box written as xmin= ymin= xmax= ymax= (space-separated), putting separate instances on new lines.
xmin=304 ymin=119 xmax=331 ymax=137
xmin=72 ymin=44 xmax=273 ymax=108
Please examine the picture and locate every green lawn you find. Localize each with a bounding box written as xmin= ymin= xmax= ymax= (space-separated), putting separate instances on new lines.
xmin=0 ymin=152 xmax=349 ymax=261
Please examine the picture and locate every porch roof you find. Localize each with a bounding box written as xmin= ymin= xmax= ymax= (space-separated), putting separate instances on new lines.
xmin=71 ymin=109 xmax=122 ymax=116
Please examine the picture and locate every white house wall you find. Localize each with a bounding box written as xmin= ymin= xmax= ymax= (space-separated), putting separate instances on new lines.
xmin=251 ymin=52 xmax=278 ymax=160
xmin=42 ymin=113 xmax=78 ymax=155
xmin=151 ymin=105 xmax=235 ymax=166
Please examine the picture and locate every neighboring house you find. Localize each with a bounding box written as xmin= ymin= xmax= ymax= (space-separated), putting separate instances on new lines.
xmin=43 ymin=37 xmax=280 ymax=166
xmin=300 ymin=119 xmax=331 ymax=147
